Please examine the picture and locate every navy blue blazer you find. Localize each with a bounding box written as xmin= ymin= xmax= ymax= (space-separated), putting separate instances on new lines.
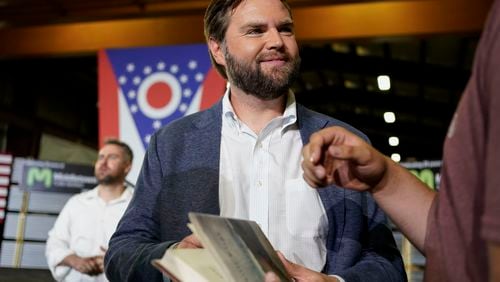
xmin=105 ymin=100 xmax=406 ymax=282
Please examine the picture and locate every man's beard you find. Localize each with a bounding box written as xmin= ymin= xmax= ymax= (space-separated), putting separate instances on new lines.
xmin=96 ymin=174 xmax=121 ymax=185
xmin=224 ymin=48 xmax=301 ymax=100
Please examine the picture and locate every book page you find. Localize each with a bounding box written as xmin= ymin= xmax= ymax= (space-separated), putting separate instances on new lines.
xmin=229 ymin=217 xmax=290 ymax=280
xmin=188 ymin=213 xmax=291 ymax=282
xmin=152 ymin=248 xmax=224 ymax=282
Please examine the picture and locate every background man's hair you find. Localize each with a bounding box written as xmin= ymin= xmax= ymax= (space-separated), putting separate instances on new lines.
xmin=103 ymin=139 xmax=134 ymax=162
xmin=203 ymin=0 xmax=292 ymax=79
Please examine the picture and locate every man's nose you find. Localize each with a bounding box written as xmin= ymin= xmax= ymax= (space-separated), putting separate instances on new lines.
xmin=265 ymin=29 xmax=284 ymax=50
xmin=98 ymin=157 xmax=109 ymax=165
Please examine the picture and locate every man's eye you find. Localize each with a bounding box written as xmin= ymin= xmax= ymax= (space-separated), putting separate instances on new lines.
xmin=279 ymin=27 xmax=294 ymax=34
xmin=247 ymin=29 xmax=262 ymax=35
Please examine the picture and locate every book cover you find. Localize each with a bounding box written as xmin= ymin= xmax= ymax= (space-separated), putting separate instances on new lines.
xmin=152 ymin=212 xmax=291 ymax=282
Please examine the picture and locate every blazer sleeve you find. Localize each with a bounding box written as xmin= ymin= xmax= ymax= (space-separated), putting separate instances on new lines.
xmin=335 ymin=192 xmax=407 ymax=281
xmin=104 ymin=133 xmax=173 ymax=282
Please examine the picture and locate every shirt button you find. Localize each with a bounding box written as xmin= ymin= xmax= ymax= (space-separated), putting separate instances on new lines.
xmin=257 ymin=180 xmax=262 ymax=187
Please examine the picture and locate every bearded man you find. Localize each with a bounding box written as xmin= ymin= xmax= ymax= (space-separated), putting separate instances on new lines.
xmin=46 ymin=140 xmax=134 ymax=282
xmin=104 ymin=1 xmax=405 ymax=281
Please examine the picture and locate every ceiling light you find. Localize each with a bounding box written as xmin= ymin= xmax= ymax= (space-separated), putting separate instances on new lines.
xmin=377 ymin=75 xmax=391 ymax=91
xmin=389 ymin=136 xmax=399 ymax=146
xmin=356 ymin=46 xmax=370 ymax=56
xmin=391 ymin=153 xmax=401 ymax=162
xmin=383 ymin=112 xmax=396 ymax=123
xmin=331 ymin=43 xmax=350 ymax=53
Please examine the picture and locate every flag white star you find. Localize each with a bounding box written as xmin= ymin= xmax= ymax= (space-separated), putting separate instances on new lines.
xmin=143 ymin=66 xmax=152 ymax=75
xmin=170 ymin=65 xmax=179 ymax=74
xmin=144 ymin=135 xmax=152 ymax=143
xmin=179 ymin=103 xmax=188 ymax=112
xmin=118 ymin=76 xmax=127 ymax=85
xmin=152 ymin=120 xmax=162 ymax=129
xmin=188 ymin=60 xmax=198 ymax=70
xmin=133 ymin=76 xmax=141 ymax=85
xmin=183 ymin=89 xmax=192 ymax=97
xmin=180 ymin=74 xmax=188 ymax=84
xmin=157 ymin=61 xmax=166 ymax=70
xmin=130 ymin=105 xmax=138 ymax=113
xmin=128 ymin=90 xmax=136 ymax=99
xmin=126 ymin=63 xmax=135 ymax=73
xmin=195 ymin=73 xmax=204 ymax=82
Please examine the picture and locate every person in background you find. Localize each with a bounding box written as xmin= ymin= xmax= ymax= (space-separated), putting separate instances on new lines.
xmin=104 ymin=0 xmax=406 ymax=281
xmin=46 ymin=139 xmax=134 ymax=282
xmin=287 ymin=0 xmax=500 ymax=281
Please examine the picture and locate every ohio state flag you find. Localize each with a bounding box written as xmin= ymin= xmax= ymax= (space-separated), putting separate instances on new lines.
xmin=98 ymin=44 xmax=226 ymax=183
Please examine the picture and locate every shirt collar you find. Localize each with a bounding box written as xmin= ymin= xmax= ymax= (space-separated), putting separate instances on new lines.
xmin=83 ymin=184 xmax=134 ymax=204
xmin=222 ymin=87 xmax=239 ymax=130
xmin=282 ymin=91 xmax=298 ymax=128
xmin=84 ymin=186 xmax=100 ymax=200
xmin=222 ymin=87 xmax=297 ymax=133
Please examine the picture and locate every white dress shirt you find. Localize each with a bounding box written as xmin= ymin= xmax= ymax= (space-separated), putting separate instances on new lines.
xmin=219 ymin=90 xmax=328 ymax=271
xmin=45 ymin=185 xmax=133 ymax=282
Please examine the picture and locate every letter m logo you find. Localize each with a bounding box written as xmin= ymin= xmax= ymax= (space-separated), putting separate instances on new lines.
xmin=27 ymin=167 xmax=53 ymax=188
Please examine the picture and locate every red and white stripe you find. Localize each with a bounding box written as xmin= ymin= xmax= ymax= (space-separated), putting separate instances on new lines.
xmin=0 ymin=153 xmax=13 ymax=223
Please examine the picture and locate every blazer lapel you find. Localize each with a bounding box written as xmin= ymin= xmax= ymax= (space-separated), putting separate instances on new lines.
xmin=183 ymin=101 xmax=223 ymax=214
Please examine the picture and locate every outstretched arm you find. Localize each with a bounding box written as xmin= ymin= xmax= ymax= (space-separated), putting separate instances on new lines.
xmin=302 ymin=126 xmax=435 ymax=252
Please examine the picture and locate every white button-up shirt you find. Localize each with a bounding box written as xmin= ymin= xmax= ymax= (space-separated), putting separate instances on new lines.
xmin=45 ymin=186 xmax=133 ymax=282
xmin=219 ymin=91 xmax=328 ymax=271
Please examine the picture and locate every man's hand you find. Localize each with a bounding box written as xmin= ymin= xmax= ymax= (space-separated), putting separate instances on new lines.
xmin=265 ymin=252 xmax=339 ymax=282
xmin=177 ymin=234 xmax=203 ymax=249
xmin=302 ymin=126 xmax=387 ymax=192
xmin=61 ymin=254 xmax=104 ymax=276
xmin=303 ymin=126 xmax=435 ymax=251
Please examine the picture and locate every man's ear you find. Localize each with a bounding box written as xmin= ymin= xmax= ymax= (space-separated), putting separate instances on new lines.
xmin=124 ymin=162 xmax=132 ymax=175
xmin=208 ymin=38 xmax=226 ymax=66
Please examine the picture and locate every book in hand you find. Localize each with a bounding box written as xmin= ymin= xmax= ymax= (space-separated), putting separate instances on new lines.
xmin=152 ymin=212 xmax=292 ymax=282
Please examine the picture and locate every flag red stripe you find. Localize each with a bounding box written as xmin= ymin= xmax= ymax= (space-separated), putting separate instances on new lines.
xmin=200 ymin=67 xmax=226 ymax=110
xmin=98 ymin=50 xmax=120 ymax=146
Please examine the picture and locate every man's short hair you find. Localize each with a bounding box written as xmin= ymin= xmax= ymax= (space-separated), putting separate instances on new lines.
xmin=103 ymin=139 xmax=133 ymax=163
xmin=203 ymin=0 xmax=292 ymax=79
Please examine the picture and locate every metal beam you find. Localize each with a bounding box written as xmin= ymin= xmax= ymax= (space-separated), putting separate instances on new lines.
xmin=0 ymin=0 xmax=493 ymax=57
